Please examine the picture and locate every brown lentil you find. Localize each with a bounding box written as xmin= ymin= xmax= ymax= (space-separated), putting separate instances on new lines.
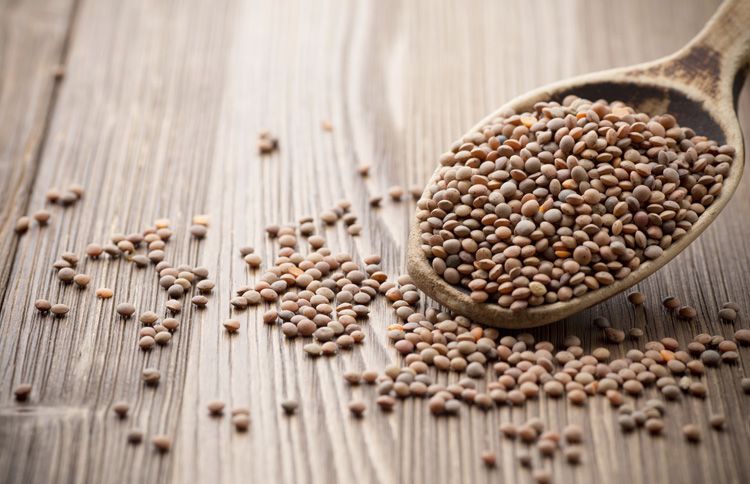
xmin=113 ymin=401 xmax=129 ymax=418
xmin=127 ymin=429 xmax=144 ymax=444
xmin=718 ymin=308 xmax=737 ymax=321
xmin=735 ymin=329 xmax=750 ymax=345
xmin=562 ymin=424 xmax=583 ymax=444
xmin=35 ymin=299 xmax=51 ymax=312
xmin=645 ymin=418 xmax=664 ymax=435
xmin=683 ymin=424 xmax=701 ymax=442
xmin=618 ymin=414 xmax=636 ymax=432
xmin=116 ymin=303 xmax=136 ymax=317
xmin=373 ymin=395 xmax=394 ymax=411
xmin=677 ymin=305 xmax=697 ymax=320
xmin=15 ymin=217 xmax=30 ymax=234
xmin=14 ymin=383 xmax=32 ymax=401
xmin=564 ymin=446 xmax=583 ymax=465
xmin=152 ymin=435 xmax=172 ymax=452
xmin=50 ymin=303 xmax=70 ymax=316
xmin=142 ymin=368 xmax=161 ymax=385
xmin=232 ymin=414 xmax=250 ymax=431
xmin=627 ymin=292 xmax=645 ymax=305
xmin=532 ymin=469 xmax=552 ymax=484
xmin=348 ymin=400 xmax=366 ymax=417
xmin=154 ymin=332 xmax=171 ymax=345
xmin=57 ymin=267 xmax=75 ymax=282
xmin=281 ymin=399 xmax=299 ymax=415
xmin=33 ymin=210 xmax=51 ymax=225
xmin=207 ymin=400 xmax=225 ymax=416
xmin=605 ymin=328 xmax=625 ymax=344
xmin=480 ymin=450 xmax=496 ymax=467
xmin=709 ymin=413 xmax=725 ymax=430
xmin=223 ymin=319 xmax=240 ymax=333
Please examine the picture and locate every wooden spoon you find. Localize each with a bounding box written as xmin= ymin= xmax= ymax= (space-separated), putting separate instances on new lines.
xmin=408 ymin=0 xmax=750 ymax=329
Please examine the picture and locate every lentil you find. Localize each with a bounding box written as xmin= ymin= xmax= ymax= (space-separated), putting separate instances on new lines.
xmin=348 ymin=400 xmax=366 ymax=417
xmin=127 ymin=429 xmax=144 ymax=444
xmin=152 ymin=435 xmax=172 ymax=452
xmin=709 ymin=414 xmax=725 ymax=430
xmin=480 ymin=451 xmax=496 ymax=467
xmin=113 ymin=401 xmax=129 ymax=418
xmin=718 ymin=308 xmax=737 ymax=321
xmin=223 ymin=319 xmax=240 ymax=333
xmin=683 ymin=424 xmax=701 ymax=442
xmin=15 ymin=217 xmax=30 ymax=233
xmin=73 ymin=274 xmax=90 ymax=288
xmin=33 ymin=210 xmax=51 ymax=225
xmin=281 ymin=400 xmax=299 ymax=415
xmin=142 ymin=368 xmax=161 ymax=385
xmin=233 ymin=415 xmax=251 ymax=431
xmin=564 ymin=446 xmax=583 ymax=464
xmin=627 ymin=292 xmax=645 ymax=305
xmin=207 ymin=400 xmax=225 ymax=416
xmin=50 ymin=303 xmax=70 ymax=316
xmin=35 ymin=299 xmax=51 ymax=312
xmin=116 ymin=303 xmax=136 ymax=317
xmin=14 ymin=383 xmax=32 ymax=401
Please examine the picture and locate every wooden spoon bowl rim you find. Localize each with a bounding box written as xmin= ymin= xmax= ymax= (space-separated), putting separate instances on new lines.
xmin=407 ymin=64 xmax=745 ymax=329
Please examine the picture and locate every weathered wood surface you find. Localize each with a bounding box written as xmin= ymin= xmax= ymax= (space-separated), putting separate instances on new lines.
xmin=1 ymin=1 xmax=749 ymax=483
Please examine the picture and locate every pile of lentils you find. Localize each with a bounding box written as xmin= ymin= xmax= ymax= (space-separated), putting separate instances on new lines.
xmin=417 ymin=96 xmax=735 ymax=309
xmin=378 ymin=286 xmax=747 ymax=413
xmin=225 ymin=201 xmax=385 ymax=354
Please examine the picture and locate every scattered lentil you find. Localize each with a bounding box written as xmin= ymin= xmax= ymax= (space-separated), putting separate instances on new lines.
xmin=50 ymin=303 xmax=70 ymax=317
xmin=15 ymin=217 xmax=30 ymax=234
xmin=480 ymin=451 xmax=496 ymax=468
xmin=627 ymin=292 xmax=645 ymax=306
xmin=113 ymin=402 xmax=129 ymax=418
xmin=281 ymin=400 xmax=299 ymax=415
xmin=233 ymin=414 xmax=250 ymax=431
xmin=348 ymin=400 xmax=366 ymax=417
xmin=116 ymin=303 xmax=136 ymax=318
xmin=35 ymin=299 xmax=51 ymax=312
xmin=127 ymin=429 xmax=144 ymax=444
xmin=207 ymin=400 xmax=225 ymax=416
xmin=151 ymin=435 xmax=172 ymax=452
xmin=33 ymin=210 xmax=51 ymax=225
xmin=223 ymin=319 xmax=240 ymax=333
xmin=682 ymin=424 xmax=701 ymax=442
xmin=14 ymin=383 xmax=32 ymax=401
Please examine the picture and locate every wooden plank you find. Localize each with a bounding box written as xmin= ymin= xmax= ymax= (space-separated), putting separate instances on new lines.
xmin=2 ymin=1 xmax=750 ymax=484
xmin=0 ymin=0 xmax=77 ymax=307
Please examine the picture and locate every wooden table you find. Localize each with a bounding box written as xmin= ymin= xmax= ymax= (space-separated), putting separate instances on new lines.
xmin=1 ymin=1 xmax=749 ymax=483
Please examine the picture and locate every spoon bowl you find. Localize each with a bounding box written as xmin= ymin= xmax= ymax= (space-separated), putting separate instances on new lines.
xmin=408 ymin=0 xmax=750 ymax=328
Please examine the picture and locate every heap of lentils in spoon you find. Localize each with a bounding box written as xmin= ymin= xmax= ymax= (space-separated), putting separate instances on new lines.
xmin=416 ymin=95 xmax=735 ymax=311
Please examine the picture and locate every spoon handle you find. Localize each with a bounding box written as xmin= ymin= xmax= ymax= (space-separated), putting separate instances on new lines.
xmin=668 ymin=0 xmax=750 ymax=105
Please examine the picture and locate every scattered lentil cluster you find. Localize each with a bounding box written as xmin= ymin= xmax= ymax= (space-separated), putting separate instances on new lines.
xmin=373 ymin=289 xmax=746 ymax=416
xmin=417 ymin=96 xmax=735 ymax=309
xmin=227 ymin=201 xmax=383 ymax=354
xmin=14 ymin=184 xmax=85 ymax=234
xmin=24 ymin=211 xmax=223 ymax=450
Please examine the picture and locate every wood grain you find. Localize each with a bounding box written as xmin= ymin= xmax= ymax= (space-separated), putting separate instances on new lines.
xmin=1 ymin=1 xmax=749 ymax=484
xmin=0 ymin=0 xmax=77 ymax=316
